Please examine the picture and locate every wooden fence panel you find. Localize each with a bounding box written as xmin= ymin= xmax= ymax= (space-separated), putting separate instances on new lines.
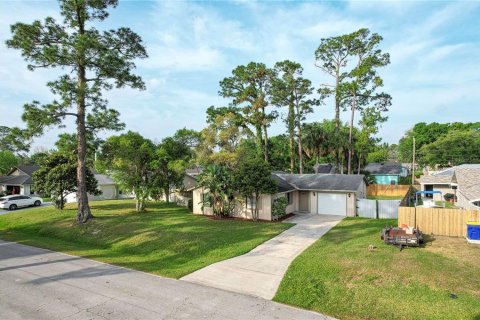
xmin=397 ymin=207 xmax=480 ymax=237
xmin=368 ymin=184 xmax=411 ymax=197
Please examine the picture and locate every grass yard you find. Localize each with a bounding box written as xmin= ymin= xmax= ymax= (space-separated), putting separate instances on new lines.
xmin=274 ymin=218 xmax=480 ymax=320
xmin=367 ymin=195 xmax=404 ymax=200
xmin=0 ymin=199 xmax=291 ymax=278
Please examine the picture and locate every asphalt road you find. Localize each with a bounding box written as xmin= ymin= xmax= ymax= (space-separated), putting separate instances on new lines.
xmin=0 ymin=240 xmax=333 ymax=320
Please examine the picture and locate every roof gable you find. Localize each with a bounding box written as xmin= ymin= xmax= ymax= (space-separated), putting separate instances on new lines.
xmin=364 ymin=163 xmax=402 ymax=175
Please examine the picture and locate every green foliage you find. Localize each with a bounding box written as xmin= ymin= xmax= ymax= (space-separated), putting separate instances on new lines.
xmin=366 ymin=146 xmax=389 ymax=163
xmin=302 ymin=120 xmax=350 ymax=172
xmin=271 ymin=60 xmax=319 ymax=173
xmin=0 ymin=151 xmax=19 ymax=175
xmin=0 ymin=126 xmax=29 ymax=154
xmin=150 ymin=134 xmax=192 ymax=203
xmin=33 ymin=152 xmax=100 ymax=209
xmin=419 ymin=129 xmax=480 ymax=166
xmin=272 ymin=196 xmax=288 ymax=219
xmin=55 ymin=133 xmax=102 ymax=165
xmin=397 ymin=122 xmax=480 ymax=163
xmin=99 ymin=131 xmax=155 ymax=212
xmin=233 ymin=158 xmax=277 ymax=221
xmin=197 ymin=106 xmax=251 ymax=168
xmin=7 ymin=0 xmax=147 ymax=222
xmin=28 ymin=151 xmax=51 ymax=166
xmin=267 ymin=135 xmax=292 ymax=172
xmin=196 ymin=165 xmax=236 ymax=217
xmin=219 ymin=62 xmax=277 ymax=161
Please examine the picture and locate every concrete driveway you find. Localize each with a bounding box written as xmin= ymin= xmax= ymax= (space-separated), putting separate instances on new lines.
xmin=0 ymin=240 xmax=332 ymax=320
xmin=181 ymin=214 xmax=344 ymax=300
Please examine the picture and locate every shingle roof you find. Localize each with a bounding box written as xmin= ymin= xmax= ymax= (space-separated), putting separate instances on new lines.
xmin=94 ymin=174 xmax=116 ymax=185
xmin=454 ymin=167 xmax=480 ymax=202
xmin=364 ymin=163 xmax=402 ymax=175
xmin=15 ymin=165 xmax=39 ymax=176
xmin=418 ymin=175 xmax=454 ymax=184
xmin=0 ymin=174 xmax=32 ymax=185
xmin=313 ymin=163 xmax=336 ymax=174
xmin=185 ymin=167 xmax=203 ymax=178
xmin=417 ymin=164 xmax=480 ymax=202
xmin=275 ymin=173 xmax=365 ymax=192
xmin=271 ymin=174 xmax=296 ymax=193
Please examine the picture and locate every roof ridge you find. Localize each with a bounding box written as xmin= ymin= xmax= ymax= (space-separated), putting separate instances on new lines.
xmin=273 ymin=173 xmax=299 ymax=190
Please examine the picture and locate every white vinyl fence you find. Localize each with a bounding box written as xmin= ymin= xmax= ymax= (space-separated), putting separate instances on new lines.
xmin=357 ymin=199 xmax=401 ymax=219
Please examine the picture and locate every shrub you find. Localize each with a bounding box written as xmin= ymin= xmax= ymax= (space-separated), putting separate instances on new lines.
xmin=272 ymin=196 xmax=288 ymax=219
xmin=444 ymin=193 xmax=457 ymax=202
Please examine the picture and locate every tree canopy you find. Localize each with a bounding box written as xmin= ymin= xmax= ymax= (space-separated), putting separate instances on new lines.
xmin=34 ymin=152 xmax=100 ymax=210
xmin=7 ymin=0 xmax=147 ymax=223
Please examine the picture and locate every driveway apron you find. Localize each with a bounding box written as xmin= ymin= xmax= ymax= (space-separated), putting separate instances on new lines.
xmin=181 ymin=214 xmax=344 ymax=300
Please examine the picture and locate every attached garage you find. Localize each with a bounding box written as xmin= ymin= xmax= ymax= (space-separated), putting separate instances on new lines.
xmin=317 ymin=193 xmax=347 ymax=216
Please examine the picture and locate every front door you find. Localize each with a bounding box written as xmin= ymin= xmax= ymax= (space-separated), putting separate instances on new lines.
xmin=299 ymin=191 xmax=309 ymax=212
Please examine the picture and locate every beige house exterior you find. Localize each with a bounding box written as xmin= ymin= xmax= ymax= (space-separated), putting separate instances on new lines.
xmin=0 ymin=165 xmax=40 ymax=196
xmin=192 ymin=173 xmax=367 ymax=221
xmin=418 ymin=164 xmax=480 ymax=210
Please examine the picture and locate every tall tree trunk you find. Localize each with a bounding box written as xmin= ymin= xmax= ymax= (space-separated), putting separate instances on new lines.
xmin=255 ymin=125 xmax=263 ymax=159
xmin=262 ymin=107 xmax=269 ymax=163
xmin=347 ymin=92 xmax=356 ymax=175
xmin=75 ymin=7 xmax=92 ymax=223
xmin=164 ymin=186 xmax=170 ymax=203
xmin=334 ymin=67 xmax=341 ymax=173
xmin=357 ymin=154 xmax=362 ymax=175
xmin=288 ymin=103 xmax=295 ymax=173
xmin=296 ymin=115 xmax=304 ymax=174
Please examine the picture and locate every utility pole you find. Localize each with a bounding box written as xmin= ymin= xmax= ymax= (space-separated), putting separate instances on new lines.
xmin=411 ymin=137 xmax=416 ymax=185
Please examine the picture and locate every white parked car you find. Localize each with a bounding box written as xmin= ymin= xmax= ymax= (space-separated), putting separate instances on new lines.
xmin=0 ymin=195 xmax=43 ymax=210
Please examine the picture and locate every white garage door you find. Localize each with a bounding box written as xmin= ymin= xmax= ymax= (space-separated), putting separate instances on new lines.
xmin=317 ymin=193 xmax=347 ymax=216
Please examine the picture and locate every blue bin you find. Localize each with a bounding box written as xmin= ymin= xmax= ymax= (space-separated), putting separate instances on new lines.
xmin=467 ymin=223 xmax=480 ymax=240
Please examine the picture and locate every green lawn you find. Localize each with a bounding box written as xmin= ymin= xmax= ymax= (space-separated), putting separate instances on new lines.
xmin=274 ymin=218 xmax=480 ymax=320
xmin=435 ymin=201 xmax=458 ymax=209
xmin=0 ymin=199 xmax=291 ymax=278
xmin=367 ymin=195 xmax=404 ymax=200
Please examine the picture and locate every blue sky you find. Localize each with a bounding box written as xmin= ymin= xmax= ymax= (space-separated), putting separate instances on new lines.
xmin=1 ymin=0 xmax=479 ymax=151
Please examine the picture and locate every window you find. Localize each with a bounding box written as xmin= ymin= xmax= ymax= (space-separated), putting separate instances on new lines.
xmin=247 ymin=196 xmax=262 ymax=209
xmin=286 ymin=192 xmax=293 ymax=205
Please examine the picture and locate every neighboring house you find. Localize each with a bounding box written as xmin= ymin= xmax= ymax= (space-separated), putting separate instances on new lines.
xmin=418 ymin=164 xmax=480 ymax=210
xmin=65 ymin=172 xmax=132 ymax=203
xmin=0 ymin=165 xmax=40 ymax=196
xmin=364 ymin=162 xmax=408 ymax=185
xmin=156 ymin=167 xmax=202 ymax=205
xmin=192 ymin=173 xmax=367 ymax=221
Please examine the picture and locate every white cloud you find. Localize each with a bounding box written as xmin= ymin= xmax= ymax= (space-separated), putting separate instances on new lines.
xmin=1 ymin=0 xmax=479 ymax=151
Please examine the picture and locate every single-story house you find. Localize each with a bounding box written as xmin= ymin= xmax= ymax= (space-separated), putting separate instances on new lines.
xmin=418 ymin=164 xmax=480 ymax=209
xmin=65 ymin=172 xmax=132 ymax=203
xmin=0 ymin=165 xmax=40 ymax=196
xmin=192 ymin=173 xmax=367 ymax=221
xmin=364 ymin=162 xmax=408 ymax=185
